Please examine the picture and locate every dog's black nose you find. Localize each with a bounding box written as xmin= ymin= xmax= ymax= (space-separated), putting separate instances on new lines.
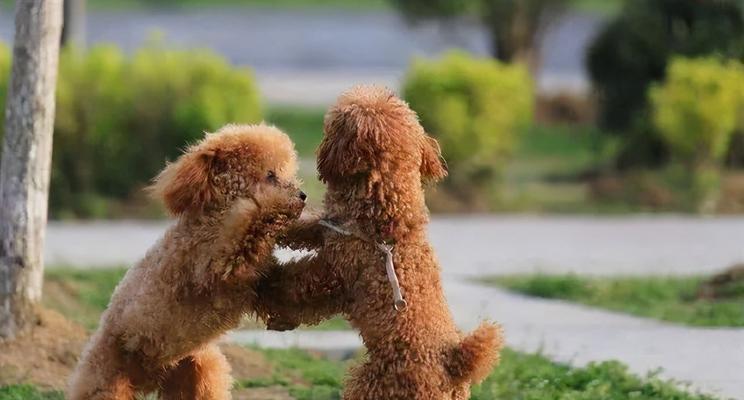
xmin=299 ymin=191 xmax=307 ymax=201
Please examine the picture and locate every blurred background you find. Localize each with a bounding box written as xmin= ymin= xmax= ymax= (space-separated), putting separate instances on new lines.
xmin=1 ymin=1 xmax=743 ymax=399
xmin=0 ymin=0 xmax=742 ymax=218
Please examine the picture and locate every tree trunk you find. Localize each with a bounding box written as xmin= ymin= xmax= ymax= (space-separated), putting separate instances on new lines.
xmin=0 ymin=0 xmax=63 ymax=339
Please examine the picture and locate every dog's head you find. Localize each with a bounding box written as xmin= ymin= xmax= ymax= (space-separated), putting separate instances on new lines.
xmin=150 ymin=123 xmax=305 ymax=216
xmin=318 ymin=85 xmax=446 ymax=196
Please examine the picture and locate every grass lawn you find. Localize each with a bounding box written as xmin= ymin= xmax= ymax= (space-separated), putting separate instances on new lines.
xmin=43 ymin=267 xmax=349 ymax=331
xmin=481 ymin=274 xmax=744 ymax=327
xmin=266 ymin=106 xmax=325 ymax=158
xmin=0 ymin=385 xmax=63 ymax=400
xmin=243 ymin=347 xmax=719 ymax=400
xmin=495 ymin=124 xmax=626 ymax=213
xmin=1 ymin=346 xmax=718 ymax=399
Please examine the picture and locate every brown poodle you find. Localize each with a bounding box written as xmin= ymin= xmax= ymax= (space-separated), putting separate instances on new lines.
xmin=258 ymin=86 xmax=504 ymax=399
xmin=68 ymin=124 xmax=306 ymax=400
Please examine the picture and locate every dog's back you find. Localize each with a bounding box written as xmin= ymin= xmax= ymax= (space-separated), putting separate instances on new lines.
xmin=317 ymin=85 xmax=504 ymax=399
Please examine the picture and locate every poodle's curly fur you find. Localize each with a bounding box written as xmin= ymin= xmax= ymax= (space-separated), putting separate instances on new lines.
xmin=68 ymin=124 xmax=306 ymax=400
xmin=258 ymin=86 xmax=504 ymax=399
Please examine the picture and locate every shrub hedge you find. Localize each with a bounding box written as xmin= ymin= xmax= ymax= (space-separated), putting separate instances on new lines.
xmin=0 ymin=42 xmax=262 ymax=218
xmin=587 ymin=0 xmax=744 ymax=169
xmin=649 ymin=57 xmax=744 ymax=211
xmin=403 ymin=51 xmax=533 ymax=207
xmin=650 ymin=57 xmax=744 ymax=166
xmin=587 ymin=0 xmax=744 ymax=134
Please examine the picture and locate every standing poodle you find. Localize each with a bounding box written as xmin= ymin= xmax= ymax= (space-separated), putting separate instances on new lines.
xmin=258 ymin=86 xmax=503 ymax=399
xmin=68 ymin=124 xmax=306 ymax=400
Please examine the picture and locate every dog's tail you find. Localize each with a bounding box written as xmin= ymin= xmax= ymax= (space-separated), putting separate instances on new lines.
xmin=444 ymin=322 xmax=504 ymax=385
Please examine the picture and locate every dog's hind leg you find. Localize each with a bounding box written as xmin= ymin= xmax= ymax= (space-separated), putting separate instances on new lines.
xmin=160 ymin=344 xmax=232 ymax=400
xmin=67 ymin=334 xmax=136 ymax=400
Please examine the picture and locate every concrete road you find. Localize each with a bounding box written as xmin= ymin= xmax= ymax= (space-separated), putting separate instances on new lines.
xmin=46 ymin=216 xmax=744 ymax=276
xmin=0 ymin=8 xmax=602 ymax=102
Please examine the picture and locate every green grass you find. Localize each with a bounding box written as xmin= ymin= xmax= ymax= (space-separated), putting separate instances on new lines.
xmin=572 ymin=0 xmax=624 ymax=14
xmin=495 ymin=124 xmax=623 ymax=213
xmin=481 ymin=274 xmax=744 ymax=327
xmin=266 ymin=106 xmax=325 ymax=158
xmin=0 ymin=385 xmax=63 ymax=400
xmin=43 ymin=267 xmax=128 ymax=329
xmin=264 ymin=106 xmax=327 ymax=206
xmin=241 ymin=347 xmax=352 ymax=399
xmin=42 ymin=267 xmax=350 ymax=331
xmin=0 ymin=347 xmax=722 ymax=400
xmin=236 ymin=347 xmax=717 ymax=400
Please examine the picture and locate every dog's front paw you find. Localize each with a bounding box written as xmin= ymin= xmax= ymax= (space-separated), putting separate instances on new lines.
xmin=252 ymin=184 xmax=305 ymax=220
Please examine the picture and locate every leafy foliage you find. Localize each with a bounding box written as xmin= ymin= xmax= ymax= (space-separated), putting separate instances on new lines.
xmin=0 ymin=41 xmax=262 ymax=218
xmin=487 ymin=274 xmax=744 ymax=327
xmin=650 ymin=57 xmax=744 ymax=165
xmin=587 ymin=0 xmax=744 ymax=135
xmin=647 ymin=57 xmax=744 ymax=210
xmin=403 ymin=51 xmax=533 ymax=206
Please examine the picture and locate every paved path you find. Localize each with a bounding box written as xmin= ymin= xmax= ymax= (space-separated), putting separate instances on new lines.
xmin=44 ymin=217 xmax=744 ymax=398
xmin=46 ymin=216 xmax=744 ymax=275
xmin=228 ymin=281 xmax=744 ymax=399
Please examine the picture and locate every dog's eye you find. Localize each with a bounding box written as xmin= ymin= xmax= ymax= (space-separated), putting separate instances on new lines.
xmin=266 ymin=170 xmax=277 ymax=183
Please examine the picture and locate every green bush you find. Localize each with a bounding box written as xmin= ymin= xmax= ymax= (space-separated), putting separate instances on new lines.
xmin=0 ymin=42 xmax=262 ymax=218
xmin=649 ymin=57 xmax=744 ymax=210
xmin=403 ymin=51 xmax=533 ymax=207
xmin=587 ymin=0 xmax=744 ymax=169
xmin=587 ymin=0 xmax=744 ymax=133
xmin=651 ymin=58 xmax=744 ymax=165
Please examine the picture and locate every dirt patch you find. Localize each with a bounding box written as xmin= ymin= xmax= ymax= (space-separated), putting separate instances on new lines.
xmin=0 ymin=310 xmax=288 ymax=396
xmin=42 ymin=278 xmax=98 ymax=329
xmin=0 ymin=308 xmax=87 ymax=390
xmin=218 ymin=343 xmax=273 ymax=382
xmin=219 ymin=343 xmax=296 ymax=399
xmin=698 ymin=263 xmax=744 ymax=299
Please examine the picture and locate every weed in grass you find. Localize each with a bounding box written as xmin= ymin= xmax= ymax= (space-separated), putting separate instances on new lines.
xmin=485 ymin=274 xmax=744 ymax=327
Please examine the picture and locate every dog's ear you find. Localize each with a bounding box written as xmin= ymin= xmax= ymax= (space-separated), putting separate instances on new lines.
xmin=317 ymin=108 xmax=375 ymax=183
xmin=149 ymin=148 xmax=216 ymax=215
xmin=420 ymin=135 xmax=447 ymax=182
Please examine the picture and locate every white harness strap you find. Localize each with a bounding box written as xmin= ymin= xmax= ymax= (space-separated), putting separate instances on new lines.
xmin=318 ymin=219 xmax=408 ymax=311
